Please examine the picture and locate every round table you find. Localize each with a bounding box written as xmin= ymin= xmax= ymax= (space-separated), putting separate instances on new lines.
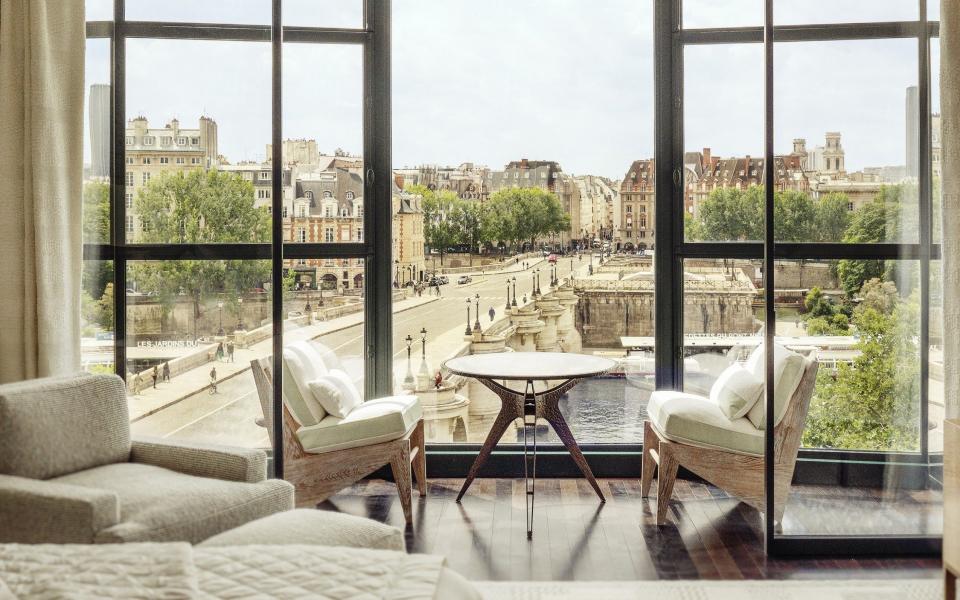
xmin=443 ymin=351 xmax=616 ymax=538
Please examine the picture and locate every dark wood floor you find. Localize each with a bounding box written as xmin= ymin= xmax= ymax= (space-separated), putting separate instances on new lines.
xmin=318 ymin=478 xmax=942 ymax=581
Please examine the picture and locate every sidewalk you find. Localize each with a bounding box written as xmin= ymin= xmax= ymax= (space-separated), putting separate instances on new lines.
xmin=128 ymin=293 xmax=440 ymax=421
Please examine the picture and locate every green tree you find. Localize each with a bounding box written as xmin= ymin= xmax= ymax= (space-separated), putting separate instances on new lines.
xmin=774 ymin=189 xmax=816 ymax=242
xmin=129 ymin=169 xmax=270 ymax=338
xmin=803 ymin=280 xmax=920 ymax=451
xmin=83 ymin=181 xmax=111 ymax=243
xmin=814 ymin=192 xmax=852 ymax=243
xmin=836 ymin=187 xmax=902 ymax=297
xmin=685 ymin=185 xmax=764 ymax=242
xmin=412 ymin=185 xmax=463 ymax=265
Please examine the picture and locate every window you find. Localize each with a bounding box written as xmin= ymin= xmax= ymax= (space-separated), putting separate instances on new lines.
xmin=297 ymin=228 xmax=306 ymax=243
xmin=126 ymin=157 xmax=134 ymax=164
xmin=177 ymin=136 xmax=187 ymax=145
xmin=345 ymin=191 xmax=355 ymax=200
xmin=125 ymin=172 xmax=134 ymax=187
xmin=190 ymin=137 xmax=200 ymax=145
xmin=176 ymin=157 xmax=185 ymax=164
xmin=191 ymin=157 xmax=200 ymax=165
xmin=161 ymin=136 xmax=172 ymax=145
xmin=159 ymin=157 xmax=169 ymax=164
xmin=126 ymin=136 xmax=134 ymax=145
xmin=324 ymin=228 xmax=334 ymax=243
xmin=142 ymin=157 xmax=151 ymax=165
xmin=141 ymin=172 xmax=150 ymax=184
xmin=143 ymin=136 xmax=155 ymax=145
xmin=125 ymin=215 xmax=134 ymax=233
xmin=125 ymin=193 xmax=133 ymax=208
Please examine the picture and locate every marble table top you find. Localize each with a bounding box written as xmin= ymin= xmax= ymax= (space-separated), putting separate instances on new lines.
xmin=443 ymin=352 xmax=616 ymax=381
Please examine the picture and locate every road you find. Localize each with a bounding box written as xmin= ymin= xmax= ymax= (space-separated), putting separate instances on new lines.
xmin=132 ymin=256 xmax=584 ymax=447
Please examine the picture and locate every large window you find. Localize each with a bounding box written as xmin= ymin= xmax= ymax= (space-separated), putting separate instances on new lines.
xmin=82 ymin=0 xmax=942 ymax=555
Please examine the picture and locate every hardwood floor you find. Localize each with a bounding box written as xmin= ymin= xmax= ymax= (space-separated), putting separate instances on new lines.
xmin=318 ymin=478 xmax=942 ymax=581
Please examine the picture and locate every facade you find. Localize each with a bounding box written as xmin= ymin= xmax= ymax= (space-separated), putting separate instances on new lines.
xmin=88 ymin=84 xmax=111 ymax=179
xmin=397 ymin=163 xmax=489 ymax=201
xmin=574 ymin=175 xmax=618 ymax=244
xmin=619 ymin=160 xmax=655 ymax=250
xmin=265 ymin=138 xmax=319 ymax=167
xmin=123 ymin=116 xmax=219 ymax=239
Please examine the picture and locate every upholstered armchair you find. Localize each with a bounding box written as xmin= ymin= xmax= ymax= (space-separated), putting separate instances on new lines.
xmin=0 ymin=373 xmax=293 ymax=544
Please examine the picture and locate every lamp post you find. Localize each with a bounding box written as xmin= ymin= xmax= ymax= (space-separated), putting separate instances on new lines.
xmin=531 ymin=271 xmax=537 ymax=299
xmin=505 ymin=280 xmax=511 ymax=311
xmin=403 ymin=334 xmax=414 ymax=387
xmin=511 ymin=277 xmax=517 ymax=307
xmin=217 ymin=300 xmax=224 ymax=337
xmin=420 ymin=327 xmax=427 ymax=361
xmin=535 ymin=269 xmax=542 ymax=296
xmin=464 ymin=298 xmax=472 ymax=335
xmin=236 ymin=297 xmax=244 ymax=330
xmin=473 ymin=293 xmax=481 ymax=332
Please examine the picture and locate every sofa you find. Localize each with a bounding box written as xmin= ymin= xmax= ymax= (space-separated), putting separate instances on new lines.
xmin=0 ymin=372 xmax=294 ymax=544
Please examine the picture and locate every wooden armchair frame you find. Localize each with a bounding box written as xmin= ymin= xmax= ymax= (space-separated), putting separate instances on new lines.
xmin=251 ymin=358 xmax=426 ymax=523
xmin=641 ymin=359 xmax=819 ymax=526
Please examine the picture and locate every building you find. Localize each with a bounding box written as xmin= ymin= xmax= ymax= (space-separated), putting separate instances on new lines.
xmin=265 ymin=139 xmax=319 ymax=167
xmin=88 ymin=84 xmax=110 ymax=179
xmin=397 ymin=163 xmax=489 ymax=202
xmin=619 ymin=160 xmax=655 ymax=250
xmin=574 ymin=175 xmax=618 ymax=243
xmin=123 ymin=116 xmax=219 ymax=239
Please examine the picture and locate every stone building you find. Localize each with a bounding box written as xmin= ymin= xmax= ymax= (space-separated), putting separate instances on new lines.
xmin=397 ymin=163 xmax=489 ymax=202
xmin=575 ymin=175 xmax=617 ymax=244
xmin=123 ymin=116 xmax=219 ymax=239
xmin=619 ymin=160 xmax=655 ymax=250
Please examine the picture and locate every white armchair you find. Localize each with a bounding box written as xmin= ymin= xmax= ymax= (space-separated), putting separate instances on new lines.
xmin=641 ymin=344 xmax=818 ymax=527
xmin=252 ymin=340 xmax=426 ymax=523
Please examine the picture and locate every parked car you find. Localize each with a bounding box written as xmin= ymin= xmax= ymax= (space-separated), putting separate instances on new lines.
xmin=439 ymin=275 xmax=449 ymax=285
xmin=457 ymin=275 xmax=472 ymax=285
xmin=547 ymin=254 xmax=558 ymax=264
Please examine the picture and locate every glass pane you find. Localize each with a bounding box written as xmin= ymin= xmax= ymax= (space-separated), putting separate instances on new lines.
xmin=683 ymin=44 xmax=764 ymax=242
xmin=393 ymin=0 xmax=654 ymax=445
xmin=682 ymin=258 xmax=763 ymax=395
xmin=81 ymin=260 xmax=115 ymax=374
xmin=86 ymin=0 xmax=112 ymax=20
xmin=84 ymin=38 xmax=111 ymax=245
xmin=126 ymin=260 xmax=273 ymax=450
xmin=281 ymin=259 xmax=366 ymax=453
xmin=774 ymin=0 xmax=917 ymax=25
xmin=929 ymin=0 xmax=940 ymax=21
xmin=932 ymin=39 xmax=942 ymax=243
xmin=283 ymin=44 xmax=364 ymax=242
xmin=283 ymin=0 xmax=364 ymax=28
xmin=774 ymin=39 xmax=918 ymax=243
xmin=125 ymin=39 xmax=271 ymax=244
xmin=683 ymin=0 xmax=762 ymax=29
xmin=931 ymin=259 xmax=943 ymax=453
xmin=126 ymin=0 xmax=269 ymax=24
xmin=772 ymin=259 xmax=940 ymax=537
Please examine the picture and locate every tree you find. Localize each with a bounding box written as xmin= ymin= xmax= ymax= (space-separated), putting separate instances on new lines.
xmin=814 ymin=192 xmax=852 ymax=243
xmin=83 ymin=181 xmax=110 ymax=243
xmin=774 ymin=189 xmax=816 ymax=242
xmin=412 ymin=185 xmax=462 ymax=265
xmin=803 ymin=283 xmax=920 ymax=451
xmin=128 ymin=169 xmax=271 ymax=338
xmin=836 ymin=187 xmax=902 ymax=297
xmin=685 ymin=186 xmax=764 ymax=242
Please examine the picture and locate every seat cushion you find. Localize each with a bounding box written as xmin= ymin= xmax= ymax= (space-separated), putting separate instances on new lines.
xmin=199 ymin=508 xmax=405 ymax=551
xmin=53 ymin=462 xmax=293 ymax=543
xmin=647 ymin=390 xmax=763 ymax=456
xmin=744 ymin=344 xmax=807 ymax=429
xmin=296 ymin=395 xmax=422 ymax=454
xmin=0 ymin=373 xmax=130 ymax=480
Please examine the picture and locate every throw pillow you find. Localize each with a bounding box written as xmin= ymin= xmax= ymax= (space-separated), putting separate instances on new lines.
xmin=744 ymin=343 xmax=807 ymax=429
xmin=710 ymin=364 xmax=764 ymax=420
xmin=307 ymin=369 xmax=362 ymax=419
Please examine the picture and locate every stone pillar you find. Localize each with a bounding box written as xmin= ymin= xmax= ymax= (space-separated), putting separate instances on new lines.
xmin=534 ymin=295 xmax=563 ymax=352
xmin=554 ymin=285 xmax=581 ymax=353
xmin=465 ymin=332 xmax=512 ymax=418
xmin=507 ymin=304 xmax=543 ymax=353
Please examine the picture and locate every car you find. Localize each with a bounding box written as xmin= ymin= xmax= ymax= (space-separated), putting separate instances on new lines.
xmin=547 ymin=254 xmax=558 ymax=264
xmin=457 ymin=275 xmax=472 ymax=285
xmin=439 ymin=275 xmax=449 ymax=284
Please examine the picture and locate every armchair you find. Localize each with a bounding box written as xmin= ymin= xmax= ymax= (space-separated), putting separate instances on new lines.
xmin=0 ymin=373 xmax=293 ymax=544
xmin=251 ymin=340 xmax=426 ymax=523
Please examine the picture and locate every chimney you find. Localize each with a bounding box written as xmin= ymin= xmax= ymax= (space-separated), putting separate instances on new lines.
xmin=702 ymin=147 xmax=712 ymax=168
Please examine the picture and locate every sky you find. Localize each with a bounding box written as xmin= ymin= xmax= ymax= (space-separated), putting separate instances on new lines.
xmin=84 ymin=0 xmax=938 ymax=180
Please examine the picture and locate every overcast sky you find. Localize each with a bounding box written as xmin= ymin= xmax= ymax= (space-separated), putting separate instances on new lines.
xmin=84 ymin=0 xmax=936 ymax=179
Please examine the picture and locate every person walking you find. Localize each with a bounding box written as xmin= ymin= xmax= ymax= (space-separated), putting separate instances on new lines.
xmin=162 ymin=361 xmax=170 ymax=382
xmin=227 ymin=341 xmax=235 ymax=363
xmin=209 ymin=367 xmax=218 ymax=394
xmin=216 ymin=342 xmax=224 ymax=362
xmin=488 ymin=306 xmax=495 ymax=322
xmin=151 ymin=365 xmax=158 ymax=389
xmin=132 ymin=372 xmax=142 ymax=396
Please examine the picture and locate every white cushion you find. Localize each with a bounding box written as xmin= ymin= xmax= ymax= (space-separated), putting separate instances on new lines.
xmin=710 ymin=363 xmax=763 ymax=419
xmin=281 ymin=350 xmax=321 ymax=426
xmin=647 ymin=390 xmax=763 ymax=456
xmin=307 ymin=370 xmax=362 ymax=419
xmin=744 ymin=343 xmax=807 ymax=429
xmin=296 ymin=395 xmax=422 ymax=454
xmin=284 ymin=343 xmax=330 ymax=422
xmin=310 ymin=341 xmax=345 ymax=372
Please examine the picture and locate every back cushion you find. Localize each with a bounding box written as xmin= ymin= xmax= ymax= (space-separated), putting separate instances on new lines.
xmin=281 ymin=348 xmax=325 ymax=426
xmin=0 ymin=373 xmax=131 ymax=479
xmin=745 ymin=344 xmax=807 ymax=429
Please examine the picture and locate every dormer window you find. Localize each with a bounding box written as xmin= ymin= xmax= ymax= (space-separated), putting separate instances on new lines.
xmin=345 ymin=191 xmax=355 ymax=200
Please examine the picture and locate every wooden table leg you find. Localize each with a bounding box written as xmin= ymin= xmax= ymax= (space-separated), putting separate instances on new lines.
xmin=456 ymin=392 xmax=522 ymax=502
xmin=541 ymin=399 xmax=605 ymax=502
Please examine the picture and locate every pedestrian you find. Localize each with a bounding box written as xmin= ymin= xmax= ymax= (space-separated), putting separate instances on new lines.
xmin=227 ymin=341 xmax=235 ymax=363
xmin=133 ymin=373 xmax=142 ymax=396
xmin=216 ymin=342 xmax=224 ymax=362
xmin=162 ymin=361 xmax=170 ymax=382
xmin=209 ymin=367 xmax=218 ymax=394
xmin=488 ymin=306 xmax=495 ymax=322
xmin=436 ymin=283 xmax=442 ymax=297
xmin=152 ymin=365 xmax=158 ymax=389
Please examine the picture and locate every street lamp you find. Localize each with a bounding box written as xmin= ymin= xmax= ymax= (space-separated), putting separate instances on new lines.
xmin=535 ymin=269 xmax=542 ymax=296
xmin=403 ymin=334 xmax=414 ymax=387
xmin=505 ymin=280 xmax=511 ymax=311
xmin=394 ymin=259 xmax=399 ymax=288
xmin=473 ymin=293 xmax=481 ymax=332
xmin=236 ymin=297 xmax=244 ymax=330
xmin=217 ymin=299 xmax=224 ymax=337
xmin=464 ymin=298 xmax=472 ymax=335
xmin=511 ymin=277 xmax=517 ymax=307
xmin=531 ymin=271 xmax=537 ymax=299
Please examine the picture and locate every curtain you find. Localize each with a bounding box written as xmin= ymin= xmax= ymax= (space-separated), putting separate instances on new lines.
xmin=0 ymin=0 xmax=85 ymax=383
xmin=943 ymin=0 xmax=960 ymax=419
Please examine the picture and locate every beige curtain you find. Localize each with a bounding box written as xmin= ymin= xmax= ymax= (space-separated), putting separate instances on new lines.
xmin=0 ymin=0 xmax=85 ymax=383
xmin=944 ymin=0 xmax=960 ymax=419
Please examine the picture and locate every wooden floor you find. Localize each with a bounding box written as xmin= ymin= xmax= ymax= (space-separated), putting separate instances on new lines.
xmin=319 ymin=478 xmax=942 ymax=581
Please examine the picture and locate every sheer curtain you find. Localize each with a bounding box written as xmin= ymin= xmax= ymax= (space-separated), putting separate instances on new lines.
xmin=943 ymin=0 xmax=960 ymax=419
xmin=0 ymin=0 xmax=85 ymax=382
